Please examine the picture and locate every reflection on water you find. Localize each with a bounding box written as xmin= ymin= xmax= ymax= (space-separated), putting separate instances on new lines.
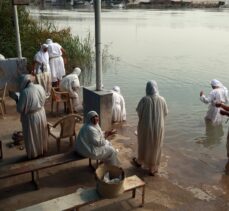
xmin=195 ymin=121 xmax=224 ymax=148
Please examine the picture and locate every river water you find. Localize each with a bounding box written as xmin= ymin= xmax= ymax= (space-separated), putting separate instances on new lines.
xmin=31 ymin=8 xmax=229 ymax=158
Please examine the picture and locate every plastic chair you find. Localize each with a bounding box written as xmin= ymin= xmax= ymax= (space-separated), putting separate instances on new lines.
xmin=51 ymin=87 xmax=73 ymax=114
xmin=0 ymin=82 xmax=7 ymax=118
xmin=47 ymin=114 xmax=82 ymax=152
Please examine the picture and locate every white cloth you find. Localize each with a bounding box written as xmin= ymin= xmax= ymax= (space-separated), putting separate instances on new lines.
xmin=35 ymin=72 xmax=51 ymax=97
xmin=200 ymin=81 xmax=229 ymax=125
xmin=60 ymin=71 xmax=81 ymax=112
xmin=0 ymin=54 xmax=5 ymax=60
xmin=47 ymin=42 xmax=65 ymax=82
xmin=34 ymin=50 xmax=50 ymax=73
xmin=75 ymin=111 xmax=118 ymax=165
xmin=136 ymin=80 xmax=168 ymax=171
xmin=111 ymin=86 xmax=126 ymax=122
xmin=17 ymin=75 xmax=48 ymax=159
xmin=34 ymin=49 xmax=51 ymax=96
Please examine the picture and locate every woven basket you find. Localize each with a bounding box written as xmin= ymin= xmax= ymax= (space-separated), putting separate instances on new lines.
xmin=95 ymin=164 xmax=125 ymax=198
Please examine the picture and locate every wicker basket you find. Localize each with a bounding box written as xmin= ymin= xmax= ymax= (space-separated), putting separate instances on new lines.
xmin=95 ymin=164 xmax=125 ymax=198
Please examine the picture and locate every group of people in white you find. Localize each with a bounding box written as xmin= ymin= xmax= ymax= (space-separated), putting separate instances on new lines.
xmin=33 ymin=39 xmax=66 ymax=98
xmin=15 ymin=39 xmax=229 ymax=176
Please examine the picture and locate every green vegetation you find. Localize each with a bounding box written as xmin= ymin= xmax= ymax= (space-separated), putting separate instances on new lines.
xmin=0 ymin=0 xmax=94 ymax=74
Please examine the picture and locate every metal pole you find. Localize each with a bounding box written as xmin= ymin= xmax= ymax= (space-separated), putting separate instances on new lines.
xmin=94 ymin=0 xmax=102 ymax=91
xmin=13 ymin=5 xmax=22 ymax=58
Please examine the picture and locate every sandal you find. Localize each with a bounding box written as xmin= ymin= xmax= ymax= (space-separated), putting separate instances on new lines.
xmin=131 ymin=157 xmax=141 ymax=168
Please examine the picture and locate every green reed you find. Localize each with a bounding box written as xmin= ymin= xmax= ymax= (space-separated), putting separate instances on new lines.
xmin=0 ymin=0 xmax=94 ymax=76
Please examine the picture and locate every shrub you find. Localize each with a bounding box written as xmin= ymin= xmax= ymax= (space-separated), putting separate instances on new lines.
xmin=0 ymin=0 xmax=94 ymax=76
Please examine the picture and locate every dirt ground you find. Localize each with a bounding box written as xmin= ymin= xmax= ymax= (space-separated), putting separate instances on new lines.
xmin=1 ymin=97 xmax=229 ymax=211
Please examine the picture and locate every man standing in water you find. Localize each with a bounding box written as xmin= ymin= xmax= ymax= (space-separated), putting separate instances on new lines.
xmin=132 ymin=80 xmax=168 ymax=176
xmin=200 ymin=79 xmax=228 ymax=125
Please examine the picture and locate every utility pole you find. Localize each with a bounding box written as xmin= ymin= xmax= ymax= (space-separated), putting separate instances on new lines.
xmin=13 ymin=5 xmax=22 ymax=58
xmin=94 ymin=0 xmax=102 ymax=91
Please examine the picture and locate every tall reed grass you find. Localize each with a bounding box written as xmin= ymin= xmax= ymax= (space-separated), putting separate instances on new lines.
xmin=0 ymin=0 xmax=94 ymax=80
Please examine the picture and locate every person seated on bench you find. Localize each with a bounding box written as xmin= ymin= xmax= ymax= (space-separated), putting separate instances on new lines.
xmin=75 ymin=111 xmax=119 ymax=165
xmin=17 ymin=74 xmax=48 ymax=159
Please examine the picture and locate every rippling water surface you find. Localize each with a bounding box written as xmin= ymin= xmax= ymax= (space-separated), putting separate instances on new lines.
xmin=31 ymin=8 xmax=229 ymax=156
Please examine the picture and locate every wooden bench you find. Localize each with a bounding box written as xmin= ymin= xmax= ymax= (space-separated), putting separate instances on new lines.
xmin=0 ymin=151 xmax=97 ymax=189
xmin=17 ymin=175 xmax=146 ymax=211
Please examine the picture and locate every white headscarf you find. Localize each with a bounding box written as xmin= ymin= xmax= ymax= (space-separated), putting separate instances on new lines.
xmin=41 ymin=44 xmax=48 ymax=50
xmin=146 ymin=80 xmax=159 ymax=96
xmin=211 ymin=79 xmax=223 ymax=87
xmin=86 ymin=111 xmax=98 ymax=124
xmin=112 ymin=86 xmax=120 ymax=94
xmin=72 ymin=67 xmax=81 ymax=76
xmin=46 ymin=39 xmax=53 ymax=44
xmin=211 ymin=79 xmax=229 ymax=101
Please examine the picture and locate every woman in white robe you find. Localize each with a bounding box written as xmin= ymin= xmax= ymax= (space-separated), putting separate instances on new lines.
xmin=133 ymin=80 xmax=168 ymax=176
xmin=75 ymin=111 xmax=118 ymax=165
xmin=111 ymin=86 xmax=126 ymax=122
xmin=34 ymin=43 xmax=51 ymax=97
xmin=60 ymin=67 xmax=82 ymax=112
xmin=200 ymin=79 xmax=228 ymax=125
xmin=17 ymin=74 xmax=48 ymax=159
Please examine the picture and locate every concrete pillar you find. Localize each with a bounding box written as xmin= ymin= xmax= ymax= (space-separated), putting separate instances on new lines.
xmin=83 ymin=87 xmax=113 ymax=131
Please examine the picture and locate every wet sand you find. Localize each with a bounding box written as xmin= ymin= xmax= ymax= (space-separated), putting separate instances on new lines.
xmin=0 ymin=97 xmax=229 ymax=211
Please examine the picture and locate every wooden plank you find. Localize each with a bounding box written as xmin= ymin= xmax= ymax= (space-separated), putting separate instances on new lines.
xmin=0 ymin=151 xmax=85 ymax=179
xmin=17 ymin=188 xmax=101 ymax=211
xmin=17 ymin=175 xmax=145 ymax=211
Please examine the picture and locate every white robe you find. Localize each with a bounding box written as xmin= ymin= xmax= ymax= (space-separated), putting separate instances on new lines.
xmin=17 ymin=83 xmax=48 ymax=159
xmin=60 ymin=74 xmax=82 ymax=112
xmin=112 ymin=91 xmax=126 ymax=122
xmin=47 ymin=42 xmax=65 ymax=82
xmin=34 ymin=50 xmax=51 ymax=96
xmin=75 ymin=123 xmax=118 ymax=165
xmin=200 ymin=87 xmax=228 ymax=125
xmin=136 ymin=95 xmax=168 ymax=171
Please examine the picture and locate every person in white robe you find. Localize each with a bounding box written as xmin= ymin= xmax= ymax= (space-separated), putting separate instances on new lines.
xmin=17 ymin=74 xmax=48 ymax=159
xmin=111 ymin=86 xmax=126 ymax=123
xmin=75 ymin=111 xmax=119 ymax=165
xmin=60 ymin=67 xmax=82 ymax=112
xmin=46 ymin=38 xmax=66 ymax=86
xmin=133 ymin=80 xmax=168 ymax=176
xmin=33 ymin=43 xmax=51 ymax=97
xmin=200 ymin=79 xmax=229 ymax=125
